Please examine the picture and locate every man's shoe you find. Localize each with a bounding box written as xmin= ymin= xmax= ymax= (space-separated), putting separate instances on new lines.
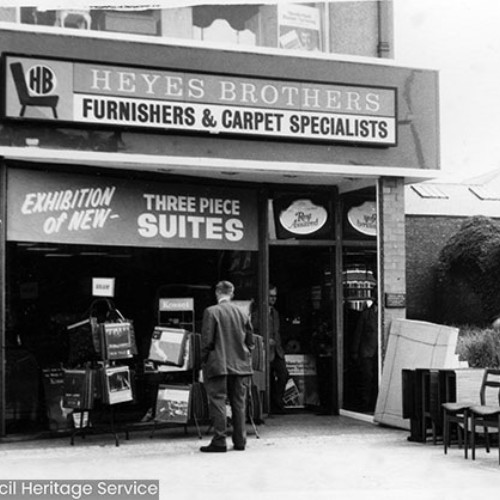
xmin=233 ymin=444 xmax=246 ymax=451
xmin=200 ymin=443 xmax=227 ymax=453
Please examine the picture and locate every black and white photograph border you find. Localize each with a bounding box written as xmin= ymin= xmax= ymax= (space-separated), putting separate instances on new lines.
xmin=2 ymin=1 xmax=500 ymax=499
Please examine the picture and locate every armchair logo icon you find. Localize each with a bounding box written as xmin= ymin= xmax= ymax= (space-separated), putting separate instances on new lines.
xmin=10 ymin=62 xmax=59 ymax=119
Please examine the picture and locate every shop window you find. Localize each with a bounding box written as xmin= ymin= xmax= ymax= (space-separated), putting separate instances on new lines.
xmin=5 ymin=241 xmax=259 ymax=435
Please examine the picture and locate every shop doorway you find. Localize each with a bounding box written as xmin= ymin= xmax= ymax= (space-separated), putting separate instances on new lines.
xmin=269 ymin=246 xmax=335 ymax=414
xmin=342 ymin=249 xmax=378 ymax=414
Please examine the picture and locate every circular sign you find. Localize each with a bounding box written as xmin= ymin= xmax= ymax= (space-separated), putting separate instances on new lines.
xmin=279 ymin=199 xmax=328 ymax=235
xmin=347 ymin=201 xmax=377 ymax=236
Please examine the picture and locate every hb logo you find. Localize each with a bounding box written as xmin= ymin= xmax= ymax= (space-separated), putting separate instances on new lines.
xmin=10 ymin=61 xmax=60 ymax=119
xmin=27 ymin=65 xmax=57 ymax=95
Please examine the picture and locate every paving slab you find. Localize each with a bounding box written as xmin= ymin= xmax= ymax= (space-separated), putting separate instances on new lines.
xmin=1 ymin=413 xmax=499 ymax=500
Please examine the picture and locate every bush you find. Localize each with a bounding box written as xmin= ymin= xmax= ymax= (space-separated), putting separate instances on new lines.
xmin=436 ymin=216 xmax=500 ymax=325
xmin=457 ymin=325 xmax=500 ymax=368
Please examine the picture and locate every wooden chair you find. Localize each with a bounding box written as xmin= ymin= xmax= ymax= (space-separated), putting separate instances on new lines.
xmin=10 ymin=62 xmax=59 ymax=119
xmin=442 ymin=402 xmax=473 ymax=458
xmin=468 ymin=368 xmax=500 ymax=463
xmin=441 ymin=369 xmax=494 ymax=458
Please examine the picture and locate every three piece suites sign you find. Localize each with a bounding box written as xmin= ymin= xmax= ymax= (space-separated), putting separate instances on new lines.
xmin=3 ymin=54 xmax=397 ymax=146
xmin=7 ymin=169 xmax=258 ymax=250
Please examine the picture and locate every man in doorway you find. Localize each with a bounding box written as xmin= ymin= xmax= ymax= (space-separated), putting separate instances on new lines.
xmin=268 ymin=284 xmax=289 ymax=414
xmin=200 ymin=281 xmax=254 ymax=453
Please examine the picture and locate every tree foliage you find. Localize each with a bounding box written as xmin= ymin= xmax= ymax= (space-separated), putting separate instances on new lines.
xmin=437 ymin=215 xmax=500 ymax=326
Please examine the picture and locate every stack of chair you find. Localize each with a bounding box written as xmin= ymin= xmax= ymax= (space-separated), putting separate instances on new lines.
xmin=442 ymin=368 xmax=500 ymax=462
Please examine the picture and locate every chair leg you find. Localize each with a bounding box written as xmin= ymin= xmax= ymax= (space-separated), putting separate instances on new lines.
xmin=497 ymin=416 xmax=500 ymax=465
xmin=443 ymin=412 xmax=449 ymax=454
xmin=52 ymin=107 xmax=58 ymax=119
xmin=457 ymin=423 xmax=463 ymax=448
xmin=471 ymin=413 xmax=476 ymax=460
xmin=484 ymin=425 xmax=490 ymax=453
xmin=463 ymin=410 xmax=468 ymax=459
xmin=498 ymin=415 xmax=500 ymax=465
xmin=20 ymin=105 xmax=26 ymax=117
xmin=421 ymin=413 xmax=427 ymax=444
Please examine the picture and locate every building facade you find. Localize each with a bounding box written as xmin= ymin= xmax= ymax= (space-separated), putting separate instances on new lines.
xmin=0 ymin=2 xmax=439 ymax=437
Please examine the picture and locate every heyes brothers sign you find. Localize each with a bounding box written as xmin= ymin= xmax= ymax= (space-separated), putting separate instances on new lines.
xmin=4 ymin=55 xmax=396 ymax=146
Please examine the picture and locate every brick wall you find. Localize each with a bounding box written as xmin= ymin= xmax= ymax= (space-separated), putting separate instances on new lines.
xmin=379 ymin=177 xmax=406 ymax=354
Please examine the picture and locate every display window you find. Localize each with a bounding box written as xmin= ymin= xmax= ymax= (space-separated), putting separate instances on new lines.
xmin=4 ymin=166 xmax=260 ymax=435
xmin=341 ymin=186 xmax=380 ymax=415
xmin=5 ymin=240 xmax=258 ymax=434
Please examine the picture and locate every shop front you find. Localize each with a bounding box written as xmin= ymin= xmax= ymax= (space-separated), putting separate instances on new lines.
xmin=0 ymin=27 xmax=439 ymax=437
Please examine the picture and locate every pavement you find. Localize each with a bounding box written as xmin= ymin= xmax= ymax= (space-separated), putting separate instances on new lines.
xmin=1 ymin=412 xmax=500 ymax=500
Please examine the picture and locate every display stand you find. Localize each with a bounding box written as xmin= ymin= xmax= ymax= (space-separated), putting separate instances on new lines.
xmin=70 ymin=404 xmax=128 ymax=447
xmin=66 ymin=301 xmax=135 ymax=446
xmin=146 ymin=297 xmax=208 ymax=439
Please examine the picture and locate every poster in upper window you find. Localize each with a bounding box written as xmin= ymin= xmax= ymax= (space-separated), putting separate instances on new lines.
xmin=278 ymin=3 xmax=322 ymax=52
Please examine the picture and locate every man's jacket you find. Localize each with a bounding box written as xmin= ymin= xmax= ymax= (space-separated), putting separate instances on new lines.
xmin=201 ymin=300 xmax=254 ymax=380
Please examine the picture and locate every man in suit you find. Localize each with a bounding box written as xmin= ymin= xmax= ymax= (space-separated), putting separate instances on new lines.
xmin=200 ymin=281 xmax=254 ymax=453
xmin=268 ymin=285 xmax=289 ymax=414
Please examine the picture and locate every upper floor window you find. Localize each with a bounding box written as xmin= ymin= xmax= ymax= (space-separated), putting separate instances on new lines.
xmin=13 ymin=4 xmax=327 ymax=53
xmin=1 ymin=2 xmax=388 ymax=59
xmin=192 ymin=4 xmax=259 ymax=46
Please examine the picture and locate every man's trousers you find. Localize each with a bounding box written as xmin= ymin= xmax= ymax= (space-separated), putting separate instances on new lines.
xmin=205 ymin=374 xmax=251 ymax=448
